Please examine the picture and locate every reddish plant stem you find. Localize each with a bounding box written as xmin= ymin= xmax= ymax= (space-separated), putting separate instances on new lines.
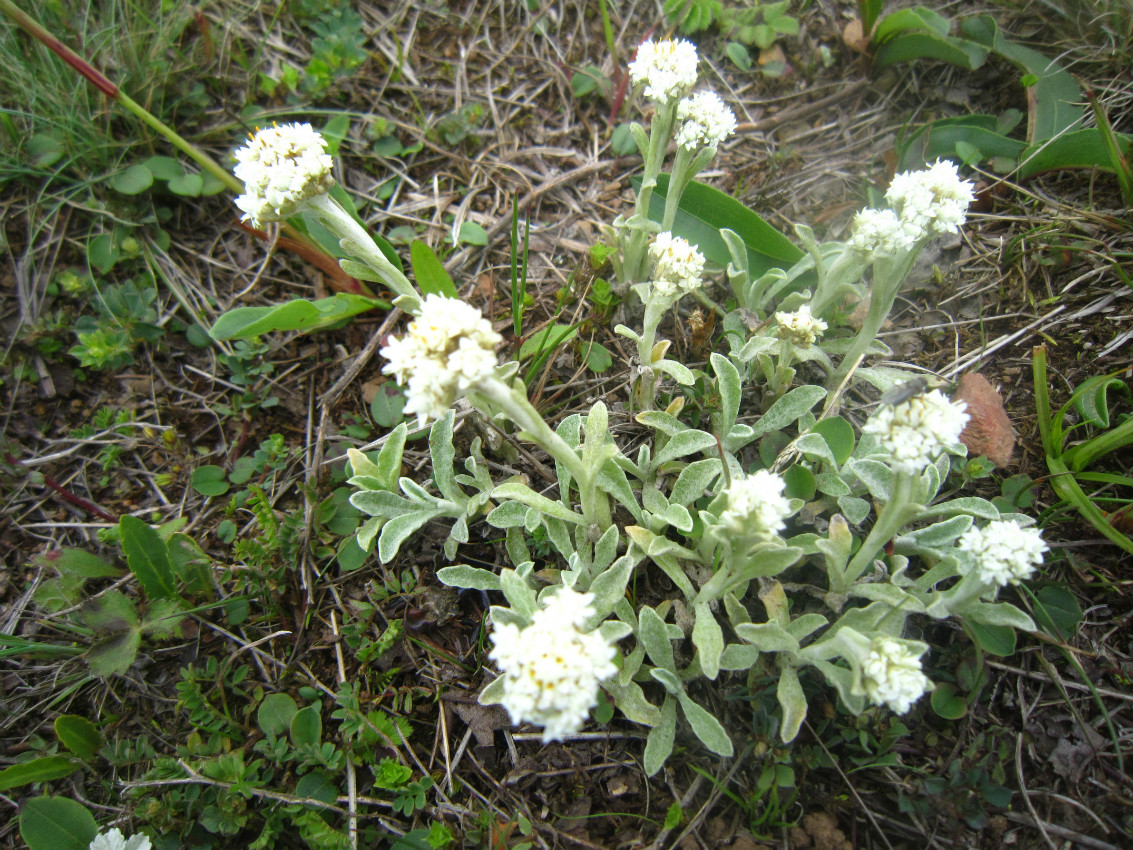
xmin=5 ymin=454 xmax=118 ymax=523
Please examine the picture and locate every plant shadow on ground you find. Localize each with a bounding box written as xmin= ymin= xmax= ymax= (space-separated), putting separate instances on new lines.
xmin=1 ymin=0 xmax=1131 ymax=848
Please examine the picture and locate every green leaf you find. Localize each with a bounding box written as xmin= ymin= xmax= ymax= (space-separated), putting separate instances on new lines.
xmin=429 ymin=411 xmax=462 ymax=504
xmin=86 ymin=628 xmax=141 ymax=677
xmin=1031 ymin=585 xmax=1083 ymax=641
xmin=209 ymin=294 xmax=384 ymax=340
xmin=258 ymin=693 xmax=299 ymax=737
xmin=167 ymin=172 xmax=204 ymax=196
xmin=692 ymin=602 xmax=724 ymax=680
xmin=0 ymin=756 xmax=79 ymax=791
xmin=119 ymin=515 xmax=178 ymax=600
xmin=725 ymin=41 xmax=752 ymax=71
xmin=643 ymin=696 xmax=677 ymax=776
xmin=143 ymin=155 xmax=184 ymax=181
xmin=27 ymin=133 xmax=65 ymax=168
xmin=637 ymin=175 xmax=802 ymax=278
xmin=776 ymin=666 xmax=807 ymax=742
xmin=874 ymin=32 xmax=989 ymax=71
xmin=638 ymin=606 xmax=676 ymax=673
xmin=653 ymin=429 xmax=717 ymax=465
xmin=898 ymin=115 xmax=1026 ymax=172
xmin=1018 ymin=128 xmax=1133 ymax=178
xmin=378 ymin=508 xmax=443 ymax=563
xmin=966 ymin=601 xmax=1036 ymax=632
xmin=54 ymin=716 xmax=102 ymax=759
xmin=19 ymin=796 xmax=97 ymax=850
xmin=873 ymin=7 xmax=952 ymax=41
xmin=930 ymin=682 xmax=967 ymax=719
xmin=88 ymin=233 xmax=119 ymax=274
xmin=436 ymin=564 xmax=501 ymax=591
xmin=36 ymin=549 xmax=121 ymax=580
xmin=291 ymin=704 xmax=323 ymax=747
xmin=109 ymin=163 xmax=154 ymax=195
xmin=581 ymin=340 xmax=613 ymax=373
xmin=675 ymin=690 xmax=734 ymax=757
xmin=750 ymin=385 xmax=827 ymax=437
xmin=458 ymin=221 xmax=489 ymax=246
xmin=966 ymin=620 xmax=1016 ymax=656
xmin=370 ymin=383 xmax=407 ymax=428
xmin=490 ymin=482 xmax=585 ymax=524
xmin=409 ymin=240 xmax=458 ymax=297
xmin=294 ymin=770 xmax=339 ymax=804
xmin=190 ymin=465 xmax=230 ymax=497
xmin=808 ymin=417 xmax=854 ymax=466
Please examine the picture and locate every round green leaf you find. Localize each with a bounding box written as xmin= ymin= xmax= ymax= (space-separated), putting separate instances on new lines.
xmin=88 ymin=234 xmax=119 ymax=274
xmin=370 ymin=384 xmax=406 ymax=428
xmin=143 ymin=155 xmax=184 ymax=181
xmin=28 ymin=133 xmax=65 ymax=168
xmin=966 ymin=620 xmax=1016 ymax=657
xmin=611 ymin=123 xmax=637 ymax=157
xmin=167 ymin=173 xmax=204 ymax=197
xmin=191 ymin=465 xmax=230 ymax=497
xmin=930 ymin=683 xmax=968 ymax=719
xmin=109 ymin=163 xmax=154 ymax=195
xmin=19 ymin=796 xmax=97 ymax=850
xmin=809 ymin=417 xmax=855 ymax=466
xmin=294 ymin=771 xmax=339 ymax=804
xmin=54 ymin=716 xmax=102 ymax=759
xmin=1033 ymin=585 xmax=1083 ymax=641
xmin=290 ymin=704 xmax=322 ymax=747
xmin=783 ymin=464 xmax=816 ymax=500
xmin=257 ymin=693 xmax=298 ymax=737
xmin=725 ymin=42 xmax=752 ymax=71
xmin=457 ymin=221 xmax=488 ymax=246
xmin=199 ymin=170 xmax=229 ymax=196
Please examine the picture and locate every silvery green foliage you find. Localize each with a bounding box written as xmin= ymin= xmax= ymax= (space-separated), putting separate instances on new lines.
xmin=341 ymin=42 xmax=1037 ymax=773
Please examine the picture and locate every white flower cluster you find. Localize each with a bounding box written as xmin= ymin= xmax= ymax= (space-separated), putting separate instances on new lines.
xmin=675 ymin=90 xmax=737 ymax=152
xmin=861 ymin=637 xmax=932 ymax=714
xmin=848 ymin=208 xmax=921 ymax=259
xmin=649 ymin=232 xmax=705 ymax=301
xmin=720 ymin=469 xmax=793 ymax=536
xmin=863 ymin=389 xmax=969 ymax=474
xmin=775 ymin=304 xmax=828 ymax=347
xmin=90 ymin=829 xmax=152 ymax=850
xmin=380 ymin=294 xmax=501 ymax=426
xmin=885 ymin=159 xmax=976 ymax=238
xmin=628 ymin=38 xmax=700 ymax=104
xmin=958 ymin=520 xmax=1048 ymax=587
xmin=233 ymin=122 xmax=334 ymax=227
xmin=489 ymin=588 xmax=619 ymax=742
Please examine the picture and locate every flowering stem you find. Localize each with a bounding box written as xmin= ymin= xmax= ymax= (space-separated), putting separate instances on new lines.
xmin=307 ymin=194 xmax=419 ymax=309
xmin=661 ymin=146 xmax=693 ymax=232
xmin=634 ymin=297 xmax=670 ymax=410
xmin=623 ymin=102 xmax=678 ymax=283
xmin=809 ymin=248 xmax=866 ymax=319
xmin=472 ymin=378 xmax=611 ymax=529
xmin=837 ymin=471 xmax=921 ymax=591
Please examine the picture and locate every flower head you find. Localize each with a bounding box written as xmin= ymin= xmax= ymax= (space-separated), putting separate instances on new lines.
xmin=885 ymin=159 xmax=976 ymax=237
xmin=861 ymin=636 xmax=932 ymax=714
xmin=674 ymin=90 xmax=737 ymax=152
xmin=958 ymin=520 xmax=1047 ymax=587
xmin=719 ymin=469 xmax=793 ymax=537
xmin=848 ymin=207 xmax=923 ymax=258
xmin=89 ymin=829 xmax=152 ymax=850
xmin=775 ymin=304 xmax=828 ymax=347
xmin=233 ymin=123 xmax=334 ymax=226
xmin=489 ymin=587 xmax=619 ymax=742
xmin=628 ymin=39 xmax=700 ymax=104
xmin=863 ymin=389 xmax=969 ymax=474
xmin=380 ymin=294 xmax=501 ymax=426
xmin=649 ymin=232 xmax=705 ymax=301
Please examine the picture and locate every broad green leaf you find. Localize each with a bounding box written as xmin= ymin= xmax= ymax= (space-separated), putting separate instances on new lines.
xmin=734 ymin=622 xmax=800 ymax=653
xmin=19 ymin=796 xmax=98 ymax=850
xmin=28 ymin=133 xmax=65 ymax=168
xmin=109 ymin=163 xmax=154 ymax=195
xmin=1018 ymin=129 xmax=1133 ymax=178
xmin=190 ymin=465 xmax=230 ymax=497
xmin=750 ymin=385 xmax=827 ymax=437
xmin=458 ymin=221 xmax=489 ymax=246
xmin=209 ymin=294 xmax=384 ymax=340
xmin=86 ymin=628 xmax=141 ymax=677
xmin=167 ymin=173 xmax=204 ymax=196
xmin=638 ymin=606 xmax=676 ymax=673
xmin=290 ymin=704 xmax=322 ymax=747
xmin=54 ymin=716 xmax=102 ymax=759
xmin=653 ymin=429 xmax=717 ymax=466
xmin=258 ymin=693 xmax=299 ymax=737
xmin=581 ymin=340 xmax=613 ymax=372
xmin=1032 ymin=585 xmax=1083 ymax=641
xmin=378 ymin=509 xmax=443 ymax=563
xmin=499 ymin=569 xmax=537 ymax=620
xmin=143 ymin=155 xmax=184 ymax=180
xmin=410 ymin=240 xmax=458 ymax=297
xmin=88 ymin=233 xmax=119 ymax=274
xmin=370 ymin=383 xmax=406 ymax=428
xmin=35 ymin=549 xmax=121 ymax=580
xmin=587 ymin=554 xmax=637 ymax=621
xmin=676 ymin=690 xmax=734 ymax=757
xmin=637 ymin=176 xmax=802 ymax=277
xmin=930 ymin=683 xmax=967 ymax=719
xmin=643 ymin=696 xmax=677 ymax=776
xmin=777 ymin=666 xmax=807 ymax=742
xmin=966 ymin=601 xmax=1036 ymax=632
xmin=809 ymin=417 xmax=854 ymax=466
xmin=436 ymin=564 xmax=501 ymax=591
xmin=873 ymin=6 xmax=952 ymax=41
xmin=119 ymin=515 xmax=178 ymax=600
xmin=965 ymin=620 xmax=1016 ymax=656
xmin=874 ymin=32 xmax=988 ymax=71
xmin=0 ymin=756 xmax=79 ymax=791
xmin=669 ymin=459 xmax=722 ymax=507
xmin=898 ymin=115 xmax=1026 ymax=171
xmin=692 ymin=602 xmax=724 ymax=680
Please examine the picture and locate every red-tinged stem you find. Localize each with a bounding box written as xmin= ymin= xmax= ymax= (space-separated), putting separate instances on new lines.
xmin=4 ymin=454 xmax=118 ymax=523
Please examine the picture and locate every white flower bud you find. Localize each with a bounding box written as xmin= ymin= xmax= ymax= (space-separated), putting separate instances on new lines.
xmin=958 ymin=520 xmax=1047 ymax=587
xmin=885 ymin=159 xmax=976 ymax=237
xmin=775 ymin=304 xmax=828 ymax=347
xmin=674 ymin=90 xmax=737 ymax=152
xmin=863 ymin=389 xmax=969 ymax=474
xmin=628 ymin=39 xmax=700 ymax=105
xmin=489 ymin=588 xmax=619 ymax=742
xmin=719 ymin=469 xmax=793 ymax=537
xmin=649 ymin=232 xmax=705 ymax=301
xmin=233 ymin=122 xmax=334 ymax=226
xmin=861 ymin=637 xmax=932 ymax=714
